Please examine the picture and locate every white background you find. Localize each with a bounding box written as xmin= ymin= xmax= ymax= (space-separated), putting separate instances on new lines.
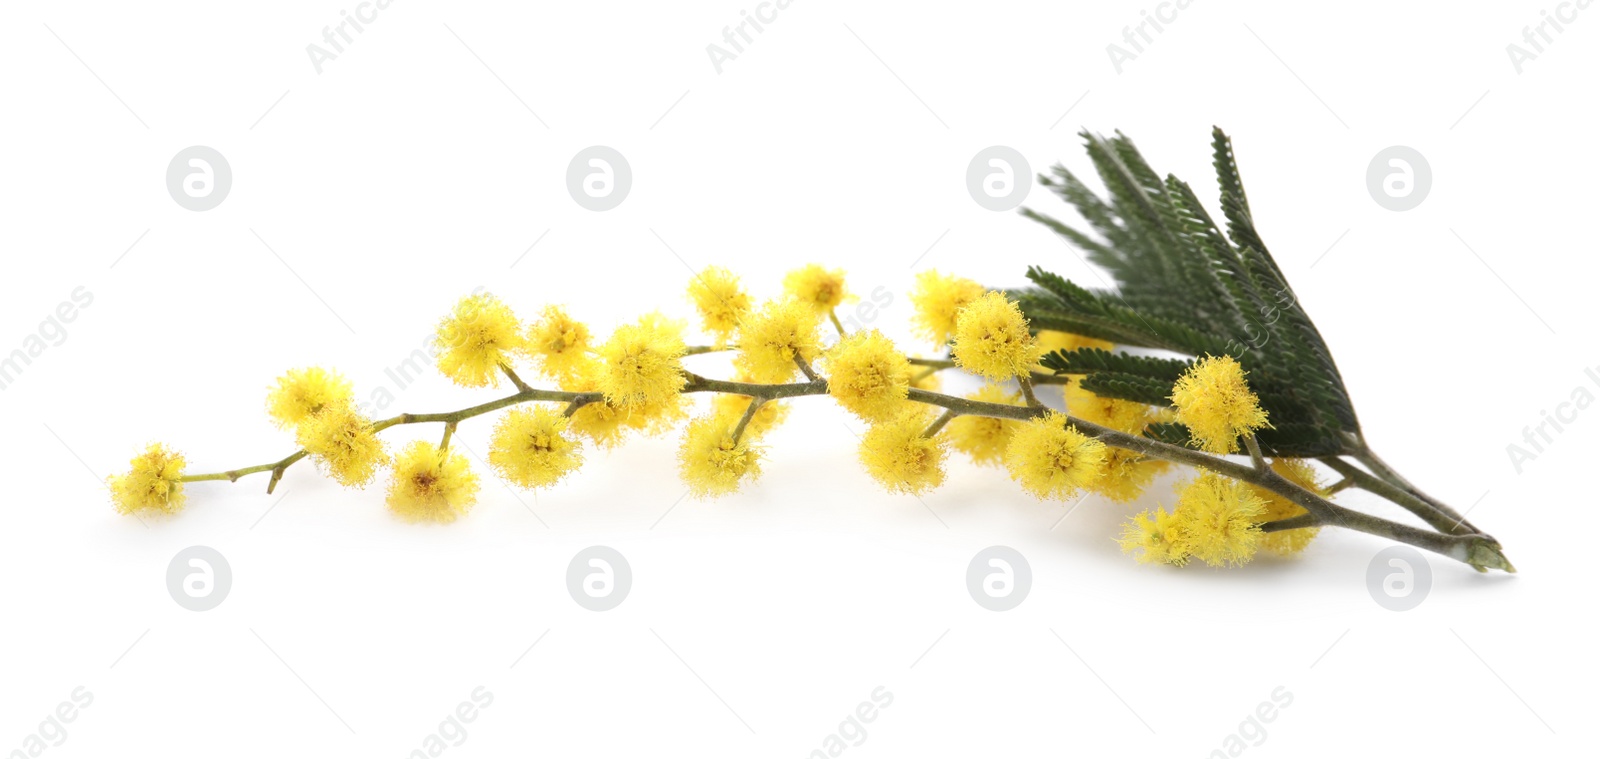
xmin=1 ymin=1 xmax=1595 ymax=756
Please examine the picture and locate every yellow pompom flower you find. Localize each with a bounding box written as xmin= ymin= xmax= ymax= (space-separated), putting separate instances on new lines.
xmin=1064 ymin=378 xmax=1153 ymax=435
xmin=1251 ymin=459 xmax=1324 ymax=556
xmin=1094 ymin=448 xmax=1170 ymax=503
xmin=386 ymin=441 xmax=480 ymax=524
xmin=434 ymin=293 xmax=526 ymax=388
xmin=1118 ymin=508 xmax=1188 ymax=566
xmin=1003 ymin=411 xmax=1107 ymax=499
xmin=858 ymin=407 xmax=947 ymax=495
xmin=946 ymin=385 xmax=1022 ymax=467
xmin=733 ymin=299 xmax=824 ymax=384
xmin=677 ymin=410 xmax=764 ymax=498
xmin=109 ymin=443 xmax=187 ymax=517
xmin=567 ymin=399 xmax=631 ymax=448
xmin=687 ymin=266 xmax=753 ymax=345
xmin=1169 ymin=355 xmax=1270 ymax=453
xmin=951 ymin=291 xmax=1041 ymax=381
xmin=909 ymin=270 xmax=985 ymax=346
xmin=488 ymin=407 xmax=584 ymax=489
xmin=823 ymin=329 xmax=912 ymax=422
xmin=623 ymin=394 xmax=691 ymax=435
xmin=525 ymin=305 xmax=592 ymax=382
xmin=1171 ymin=471 xmax=1267 ymax=567
xmin=713 ymin=392 xmax=789 ymax=440
xmin=1035 ymin=330 xmax=1114 ymax=360
xmin=266 ymin=367 xmax=354 ymax=430
xmin=558 ymin=360 xmax=631 ymax=447
xmin=782 ymin=264 xmax=849 ymax=316
xmin=295 ymin=405 xmax=388 ymax=487
xmin=562 ymin=358 xmax=686 ymax=447
xmin=597 ymin=313 xmax=687 ymax=411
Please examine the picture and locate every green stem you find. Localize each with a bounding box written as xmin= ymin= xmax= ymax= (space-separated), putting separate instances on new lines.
xmin=439 ymin=421 xmax=458 ymax=451
xmin=1318 ymin=456 xmax=1474 ymax=536
xmin=1243 ymin=435 xmax=1268 ymax=471
xmin=177 ymin=364 xmax=1511 ymax=572
xmin=922 ymin=409 xmax=958 ymax=437
xmin=500 ymin=364 xmax=532 ymax=393
xmin=1018 ymin=377 xmax=1042 ymax=408
xmin=731 ymin=398 xmax=765 ymax=442
xmin=828 ymin=310 xmax=846 ymax=337
xmin=1351 ymin=442 xmax=1480 ymax=534
xmin=793 ymin=354 xmax=820 ymax=382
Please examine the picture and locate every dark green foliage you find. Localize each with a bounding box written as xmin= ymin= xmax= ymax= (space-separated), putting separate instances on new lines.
xmin=1016 ymin=128 xmax=1359 ymax=457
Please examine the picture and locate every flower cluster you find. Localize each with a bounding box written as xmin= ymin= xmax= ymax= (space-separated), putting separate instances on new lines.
xmin=270 ymin=366 xmax=387 ymax=488
xmin=109 ymin=264 xmax=1330 ymax=573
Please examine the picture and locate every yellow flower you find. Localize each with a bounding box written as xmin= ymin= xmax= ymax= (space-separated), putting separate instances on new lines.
xmin=1169 ymin=355 xmax=1270 ymax=453
xmin=266 ymin=367 xmax=354 ymax=430
xmin=909 ymin=270 xmax=985 ymax=345
xmin=859 ymin=407 xmax=946 ymax=495
xmin=386 ymin=441 xmax=480 ymax=524
xmin=525 ymin=305 xmax=592 ymax=382
xmin=1251 ymin=459 xmax=1324 ymax=556
xmin=567 ymin=399 xmax=631 ymax=448
xmin=434 ymin=293 xmax=526 ymax=388
xmin=713 ymin=391 xmax=789 ymax=440
xmin=733 ymin=299 xmax=824 ymax=384
xmin=677 ymin=410 xmax=764 ymax=497
xmin=1003 ymin=411 xmax=1107 ymax=499
xmin=782 ymin=264 xmax=849 ymax=316
xmin=823 ymin=329 xmax=912 ymax=422
xmin=1171 ymin=471 xmax=1267 ymax=567
xmin=1118 ymin=508 xmax=1188 ymax=566
xmin=597 ymin=313 xmax=687 ymax=411
xmin=295 ymin=405 xmax=388 ymax=487
xmin=1065 ymin=377 xmax=1153 ymax=435
xmin=1035 ymin=330 xmax=1114 ymax=361
xmin=562 ymin=358 xmax=686 ymax=448
xmin=947 ymin=385 xmax=1022 ymax=467
xmin=951 ymin=291 xmax=1041 ymax=381
xmin=687 ymin=266 xmax=752 ymax=345
xmin=1094 ymin=448 xmax=1170 ymax=503
xmin=109 ymin=443 xmax=187 ymax=517
xmin=488 ymin=407 xmax=584 ymax=489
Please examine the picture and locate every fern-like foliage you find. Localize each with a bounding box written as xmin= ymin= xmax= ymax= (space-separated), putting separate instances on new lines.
xmin=1017 ymin=128 xmax=1359 ymax=457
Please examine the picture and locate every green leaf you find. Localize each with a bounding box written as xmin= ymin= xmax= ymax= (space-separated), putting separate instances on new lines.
xmin=1013 ymin=128 xmax=1362 ymax=457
